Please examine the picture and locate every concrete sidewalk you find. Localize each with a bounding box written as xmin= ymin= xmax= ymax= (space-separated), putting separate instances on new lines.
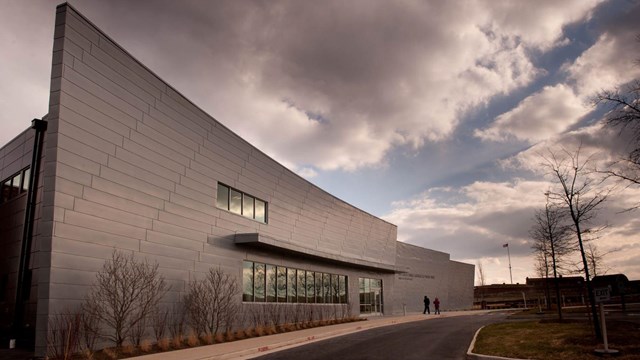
xmin=133 ymin=311 xmax=477 ymax=360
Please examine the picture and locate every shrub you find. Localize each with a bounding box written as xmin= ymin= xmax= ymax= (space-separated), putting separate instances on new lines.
xmin=47 ymin=310 xmax=81 ymax=360
xmin=185 ymin=267 xmax=239 ymax=338
xmin=83 ymin=251 xmax=168 ymax=348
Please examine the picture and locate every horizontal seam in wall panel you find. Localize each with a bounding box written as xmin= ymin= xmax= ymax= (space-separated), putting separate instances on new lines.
xmin=70 ymin=59 xmax=151 ymax=114
xmin=63 ymin=65 xmax=145 ymax=119
xmin=61 ymin=84 xmax=138 ymax=129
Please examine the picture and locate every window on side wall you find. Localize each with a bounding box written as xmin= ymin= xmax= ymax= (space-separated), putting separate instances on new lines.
xmin=0 ymin=167 xmax=30 ymax=205
xmin=216 ymin=182 xmax=268 ymax=223
xmin=242 ymin=261 xmax=348 ymax=304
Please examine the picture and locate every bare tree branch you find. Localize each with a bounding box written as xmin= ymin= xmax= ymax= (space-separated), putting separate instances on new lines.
xmin=185 ymin=267 xmax=240 ymax=338
xmin=83 ymin=251 xmax=168 ymax=348
xmin=540 ymin=145 xmax=609 ymax=339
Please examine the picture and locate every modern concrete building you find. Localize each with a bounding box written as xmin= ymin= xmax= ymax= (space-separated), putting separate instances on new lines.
xmin=0 ymin=3 xmax=473 ymax=355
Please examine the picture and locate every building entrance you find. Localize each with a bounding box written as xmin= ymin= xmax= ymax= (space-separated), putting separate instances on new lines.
xmin=359 ymin=277 xmax=383 ymax=315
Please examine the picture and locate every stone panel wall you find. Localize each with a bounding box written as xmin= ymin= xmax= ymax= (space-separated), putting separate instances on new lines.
xmin=393 ymin=242 xmax=473 ymax=313
xmin=36 ymin=3 xmax=399 ymax=354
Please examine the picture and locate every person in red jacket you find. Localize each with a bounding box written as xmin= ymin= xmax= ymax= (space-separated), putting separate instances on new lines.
xmin=434 ymin=297 xmax=441 ymax=314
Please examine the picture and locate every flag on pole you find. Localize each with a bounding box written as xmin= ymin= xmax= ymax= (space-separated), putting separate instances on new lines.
xmin=503 ymin=243 xmax=508 ymax=248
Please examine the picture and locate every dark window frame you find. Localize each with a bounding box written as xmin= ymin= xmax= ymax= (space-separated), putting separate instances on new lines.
xmin=0 ymin=167 xmax=30 ymax=205
xmin=242 ymin=260 xmax=348 ymax=304
xmin=216 ymin=183 xmax=268 ymax=223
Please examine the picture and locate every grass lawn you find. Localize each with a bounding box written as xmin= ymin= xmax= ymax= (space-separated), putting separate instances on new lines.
xmin=473 ymin=319 xmax=640 ymax=360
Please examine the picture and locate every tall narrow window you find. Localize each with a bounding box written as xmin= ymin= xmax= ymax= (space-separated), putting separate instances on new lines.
xmin=266 ymin=265 xmax=276 ymax=302
xmin=255 ymin=199 xmax=266 ymax=223
xmin=277 ymin=266 xmax=287 ymax=303
xmin=11 ymin=173 xmax=21 ymax=197
xmin=1 ymin=180 xmax=11 ymax=203
xmin=315 ymin=272 xmax=324 ymax=303
xmin=287 ymin=268 xmax=297 ymax=303
xmin=21 ymin=168 xmax=30 ymax=192
xmin=323 ymin=273 xmax=331 ymax=304
xmin=216 ymin=183 xmax=229 ymax=209
xmin=254 ymin=263 xmax=265 ymax=302
xmin=229 ymin=189 xmax=242 ymax=215
xmin=306 ymin=271 xmax=315 ymax=303
xmin=242 ymin=261 xmax=254 ymax=302
xmin=297 ymin=270 xmax=306 ymax=303
xmin=339 ymin=275 xmax=347 ymax=303
xmin=243 ymin=194 xmax=254 ymax=219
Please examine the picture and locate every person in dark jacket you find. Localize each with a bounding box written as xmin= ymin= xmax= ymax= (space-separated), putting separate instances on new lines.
xmin=434 ymin=297 xmax=441 ymax=314
xmin=423 ymin=295 xmax=430 ymax=314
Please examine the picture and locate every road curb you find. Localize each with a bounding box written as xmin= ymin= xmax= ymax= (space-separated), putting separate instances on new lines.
xmin=466 ymin=326 xmax=531 ymax=360
xmin=224 ymin=315 xmax=432 ymax=359
xmin=133 ymin=314 xmax=435 ymax=360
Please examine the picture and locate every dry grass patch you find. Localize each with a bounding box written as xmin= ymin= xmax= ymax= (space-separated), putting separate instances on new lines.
xmin=473 ymin=320 xmax=640 ymax=360
xmin=139 ymin=339 xmax=153 ymax=352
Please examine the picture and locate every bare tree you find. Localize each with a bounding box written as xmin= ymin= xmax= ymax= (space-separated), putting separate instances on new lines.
xmin=152 ymin=307 xmax=169 ymax=343
xmin=476 ymin=261 xmax=486 ymax=286
xmin=530 ymin=195 xmax=573 ymax=318
xmin=168 ymin=301 xmax=187 ymax=341
xmin=80 ymin=310 xmax=99 ymax=357
xmin=541 ymin=145 xmax=609 ymax=339
xmin=585 ymin=243 xmax=613 ymax=278
xmin=47 ymin=309 xmax=82 ymax=360
xmin=185 ymin=267 xmax=240 ymax=337
xmin=83 ymin=251 xmax=168 ymax=348
xmin=595 ymin=80 xmax=640 ymax=209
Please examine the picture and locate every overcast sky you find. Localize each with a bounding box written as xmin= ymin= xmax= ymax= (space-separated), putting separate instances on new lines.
xmin=2 ymin=0 xmax=640 ymax=285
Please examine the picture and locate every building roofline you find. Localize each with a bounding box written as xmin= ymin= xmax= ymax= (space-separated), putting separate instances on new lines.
xmin=58 ymin=2 xmax=396 ymax=228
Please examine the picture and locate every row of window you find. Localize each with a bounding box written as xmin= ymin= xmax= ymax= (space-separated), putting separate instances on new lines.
xmin=217 ymin=183 xmax=267 ymax=223
xmin=243 ymin=261 xmax=348 ymax=304
xmin=0 ymin=167 xmax=30 ymax=204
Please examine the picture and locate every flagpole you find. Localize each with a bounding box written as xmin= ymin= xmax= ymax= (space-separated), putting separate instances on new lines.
xmin=504 ymin=243 xmax=513 ymax=284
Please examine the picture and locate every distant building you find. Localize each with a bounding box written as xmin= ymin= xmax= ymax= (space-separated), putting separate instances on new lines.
xmin=475 ymin=274 xmax=640 ymax=310
xmin=526 ymin=276 xmax=585 ymax=307
xmin=0 ymin=4 xmax=474 ymax=356
xmin=474 ymin=283 xmax=533 ymax=309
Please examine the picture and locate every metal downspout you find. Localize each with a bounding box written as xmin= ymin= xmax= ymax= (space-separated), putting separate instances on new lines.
xmin=11 ymin=118 xmax=47 ymax=348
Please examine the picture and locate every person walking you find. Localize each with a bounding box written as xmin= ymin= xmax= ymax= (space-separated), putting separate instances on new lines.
xmin=434 ymin=297 xmax=440 ymax=314
xmin=423 ymin=295 xmax=430 ymax=314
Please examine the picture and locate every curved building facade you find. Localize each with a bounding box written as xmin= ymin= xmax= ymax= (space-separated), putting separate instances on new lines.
xmin=0 ymin=4 xmax=474 ymax=355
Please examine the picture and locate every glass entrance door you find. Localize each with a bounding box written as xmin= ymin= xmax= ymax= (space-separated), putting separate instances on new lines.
xmin=359 ymin=278 xmax=383 ymax=315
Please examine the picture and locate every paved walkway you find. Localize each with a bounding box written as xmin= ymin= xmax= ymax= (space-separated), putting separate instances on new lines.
xmin=134 ymin=311 xmax=481 ymax=360
xmin=0 ymin=310 xmax=504 ymax=360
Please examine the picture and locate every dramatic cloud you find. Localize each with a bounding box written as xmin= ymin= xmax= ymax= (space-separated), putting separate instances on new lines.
xmin=385 ymin=170 xmax=640 ymax=284
xmin=478 ymin=3 xmax=640 ymax=144
xmin=384 ymin=180 xmax=548 ymax=284
xmin=2 ymin=1 xmax=639 ymax=285
xmin=475 ymin=85 xmax=589 ymax=143
xmin=0 ymin=0 xmax=605 ymax=171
